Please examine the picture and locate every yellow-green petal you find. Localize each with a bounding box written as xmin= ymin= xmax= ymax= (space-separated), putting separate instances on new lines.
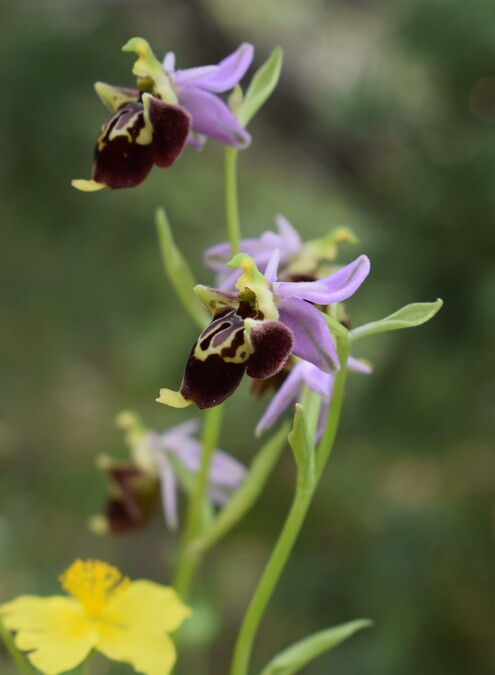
xmin=71 ymin=179 xmax=106 ymax=192
xmin=1 ymin=597 xmax=97 ymax=675
xmin=156 ymin=389 xmax=192 ymax=408
xmin=101 ymin=580 xmax=191 ymax=633
xmin=97 ymin=624 xmax=177 ymax=675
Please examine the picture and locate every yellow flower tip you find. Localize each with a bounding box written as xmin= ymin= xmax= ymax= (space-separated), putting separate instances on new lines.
xmin=95 ymin=453 xmax=112 ymax=470
xmin=156 ymin=389 xmax=191 ymax=409
xmin=87 ymin=515 xmax=109 ymax=536
xmin=122 ymin=36 xmax=150 ymax=55
xmin=115 ymin=409 xmax=139 ymax=429
xmin=227 ymin=252 xmax=254 ymax=271
xmin=60 ymin=559 xmax=129 ymax=616
xmin=332 ymin=226 xmax=359 ymax=245
xmin=71 ymin=179 xmax=106 ymax=192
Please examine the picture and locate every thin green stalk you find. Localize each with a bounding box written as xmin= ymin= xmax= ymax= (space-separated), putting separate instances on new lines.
xmin=175 ymin=404 xmax=224 ymax=599
xmin=229 ymin=478 xmax=315 ymax=675
xmin=229 ymin=334 xmax=351 ymax=675
xmin=225 ymin=147 xmax=241 ymax=255
xmin=0 ymin=619 xmax=33 ymax=675
xmin=316 ymin=334 xmax=350 ymax=480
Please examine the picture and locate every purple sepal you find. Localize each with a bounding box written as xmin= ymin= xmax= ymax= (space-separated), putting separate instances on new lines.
xmin=177 ymin=86 xmax=251 ymax=149
xmin=275 ymin=255 xmax=371 ymax=304
xmin=204 ymin=215 xmax=302 ymax=290
xmin=163 ymin=44 xmax=254 ymax=150
xmin=278 ymin=297 xmax=340 ymax=373
xmin=166 ymin=43 xmax=254 ymax=93
xmin=256 ymin=357 xmax=372 ymax=438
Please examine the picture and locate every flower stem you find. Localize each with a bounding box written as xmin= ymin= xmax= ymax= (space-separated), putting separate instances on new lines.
xmin=175 ymin=404 xmax=225 ymax=600
xmin=0 ymin=618 xmax=33 ymax=675
xmin=225 ymin=147 xmax=241 ymax=255
xmin=316 ymin=334 xmax=350 ymax=480
xmin=229 ymin=478 xmax=315 ymax=675
xmin=229 ymin=334 xmax=350 ymax=675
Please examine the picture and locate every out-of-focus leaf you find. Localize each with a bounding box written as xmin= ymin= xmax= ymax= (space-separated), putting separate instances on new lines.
xmin=260 ymin=619 xmax=372 ymax=675
xmin=155 ymin=207 xmax=209 ymax=329
xmin=239 ymin=47 xmax=283 ymax=126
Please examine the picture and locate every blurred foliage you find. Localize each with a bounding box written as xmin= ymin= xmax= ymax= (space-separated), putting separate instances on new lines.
xmin=1 ymin=0 xmax=494 ymax=674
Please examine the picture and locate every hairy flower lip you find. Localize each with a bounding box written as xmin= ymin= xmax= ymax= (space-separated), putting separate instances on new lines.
xmin=73 ymin=91 xmax=192 ymax=191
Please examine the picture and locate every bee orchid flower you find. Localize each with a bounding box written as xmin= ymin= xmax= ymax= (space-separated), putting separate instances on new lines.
xmin=158 ymin=251 xmax=370 ymax=410
xmin=73 ymin=40 xmax=253 ymax=192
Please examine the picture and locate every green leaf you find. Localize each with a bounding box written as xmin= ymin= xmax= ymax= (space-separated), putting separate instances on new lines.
xmin=350 ymin=299 xmax=443 ymax=343
xmin=189 ymin=423 xmax=289 ymax=556
xmin=155 ymin=208 xmax=209 ymax=330
xmin=288 ymin=404 xmax=314 ymax=488
xmin=239 ymin=47 xmax=283 ymax=126
xmin=260 ymin=619 xmax=373 ymax=675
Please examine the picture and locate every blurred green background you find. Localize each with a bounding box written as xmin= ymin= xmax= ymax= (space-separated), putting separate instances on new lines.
xmin=1 ymin=0 xmax=495 ymax=673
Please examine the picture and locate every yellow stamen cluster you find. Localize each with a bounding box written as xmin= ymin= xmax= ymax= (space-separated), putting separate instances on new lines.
xmin=59 ymin=559 xmax=130 ymax=617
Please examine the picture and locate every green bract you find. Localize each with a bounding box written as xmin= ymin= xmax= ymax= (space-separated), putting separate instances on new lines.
xmin=350 ymin=299 xmax=443 ymax=342
xmin=288 ymin=403 xmax=315 ymax=488
xmin=260 ymin=619 xmax=372 ymax=675
xmin=239 ymin=47 xmax=283 ymax=126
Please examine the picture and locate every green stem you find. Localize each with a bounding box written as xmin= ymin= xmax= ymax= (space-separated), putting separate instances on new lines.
xmin=316 ymin=334 xmax=350 ymax=480
xmin=225 ymin=147 xmax=241 ymax=255
xmin=174 ymin=404 xmax=225 ymax=600
xmin=229 ymin=478 xmax=315 ymax=675
xmin=0 ymin=619 xmax=33 ymax=675
xmin=229 ymin=337 xmax=350 ymax=675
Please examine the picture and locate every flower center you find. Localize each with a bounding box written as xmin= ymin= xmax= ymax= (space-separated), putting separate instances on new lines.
xmin=59 ymin=559 xmax=130 ymax=617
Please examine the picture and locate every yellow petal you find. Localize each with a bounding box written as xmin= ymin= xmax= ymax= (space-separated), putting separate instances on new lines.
xmin=97 ymin=624 xmax=177 ymax=675
xmin=1 ymin=595 xmax=78 ymax=630
xmin=71 ymin=179 xmax=106 ymax=192
xmin=1 ymin=596 xmax=97 ymax=675
xmin=101 ymin=580 xmax=191 ymax=633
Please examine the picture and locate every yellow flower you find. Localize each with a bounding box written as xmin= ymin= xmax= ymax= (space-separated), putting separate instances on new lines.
xmin=0 ymin=559 xmax=191 ymax=675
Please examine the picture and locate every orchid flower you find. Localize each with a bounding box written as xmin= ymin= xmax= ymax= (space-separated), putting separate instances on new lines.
xmin=91 ymin=414 xmax=246 ymax=534
xmin=204 ymin=214 xmax=302 ymax=289
xmin=73 ymin=40 xmax=253 ymax=192
xmin=256 ymin=358 xmax=372 ymax=439
xmin=204 ymin=215 xmax=360 ymax=290
xmin=158 ymin=250 xmax=370 ymax=410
